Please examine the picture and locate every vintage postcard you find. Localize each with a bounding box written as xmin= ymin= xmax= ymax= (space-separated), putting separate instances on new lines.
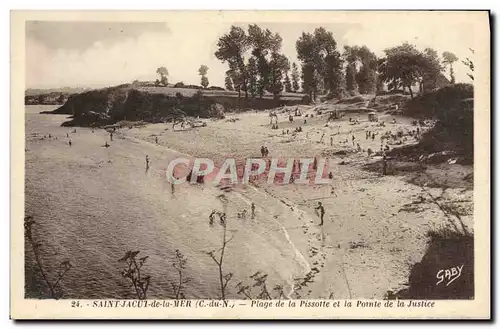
xmin=11 ymin=10 xmax=490 ymax=319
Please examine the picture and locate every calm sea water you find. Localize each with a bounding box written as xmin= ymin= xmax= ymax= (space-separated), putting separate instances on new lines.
xmin=24 ymin=105 xmax=308 ymax=299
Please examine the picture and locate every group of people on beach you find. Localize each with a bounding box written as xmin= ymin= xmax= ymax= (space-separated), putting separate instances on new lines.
xmin=208 ymin=203 xmax=258 ymax=227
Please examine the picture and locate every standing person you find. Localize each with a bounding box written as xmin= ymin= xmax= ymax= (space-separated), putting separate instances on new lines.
xmin=251 ymin=203 xmax=255 ymax=219
xmin=155 ymin=136 xmax=159 ymax=144
xmin=315 ymin=202 xmax=325 ymax=226
xmin=110 ymin=132 xmax=113 ymax=141
xmin=68 ymin=139 xmax=72 ymax=147
xmin=352 ymin=135 xmax=355 ymax=146
xmin=145 ymin=155 xmax=150 ymax=169
xmin=313 ymin=156 xmax=318 ymax=170
xmin=209 ymin=210 xmax=216 ymax=226
xmin=66 ymin=133 xmax=69 ymax=138
xmin=382 ymin=154 xmax=388 ymax=176
xmin=260 ymin=146 xmax=265 ymax=157
xmin=264 ymin=147 xmax=269 ymax=157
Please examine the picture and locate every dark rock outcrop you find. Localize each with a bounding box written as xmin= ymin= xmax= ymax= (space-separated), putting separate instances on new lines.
xmin=43 ymin=85 xmax=304 ymax=127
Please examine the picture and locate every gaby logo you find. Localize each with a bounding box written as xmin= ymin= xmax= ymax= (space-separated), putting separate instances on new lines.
xmin=436 ymin=264 xmax=464 ymax=287
xmin=165 ymin=157 xmax=332 ymax=186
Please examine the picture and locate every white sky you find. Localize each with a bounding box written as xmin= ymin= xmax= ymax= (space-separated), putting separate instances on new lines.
xmin=25 ymin=12 xmax=481 ymax=89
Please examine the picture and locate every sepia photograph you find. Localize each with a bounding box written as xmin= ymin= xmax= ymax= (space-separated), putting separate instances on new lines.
xmin=11 ymin=10 xmax=490 ymax=319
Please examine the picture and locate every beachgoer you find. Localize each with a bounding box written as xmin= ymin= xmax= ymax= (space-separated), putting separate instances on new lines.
xmin=220 ymin=213 xmax=227 ymax=226
xmin=261 ymin=146 xmax=265 ymax=157
xmin=209 ymin=210 xmax=216 ymax=226
xmin=382 ymin=155 xmax=387 ymax=176
xmin=264 ymin=147 xmax=269 ymax=157
xmin=315 ymin=202 xmax=325 ymax=226
xmin=313 ymin=156 xmax=318 ymax=170
xmin=145 ymin=155 xmax=150 ymax=168
xmin=251 ymin=203 xmax=255 ymax=219
xmin=68 ymin=139 xmax=72 ymax=147
xmin=155 ymin=136 xmax=158 ymax=144
xmin=66 ymin=133 xmax=69 ymax=138
xmin=330 ymin=137 xmax=333 ymax=146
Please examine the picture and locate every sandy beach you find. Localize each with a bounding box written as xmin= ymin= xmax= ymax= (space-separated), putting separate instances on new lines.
xmin=24 ymin=104 xmax=473 ymax=299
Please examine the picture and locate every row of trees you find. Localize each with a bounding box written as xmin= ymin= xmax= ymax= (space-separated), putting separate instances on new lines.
xmin=214 ymin=25 xmax=470 ymax=101
xmin=215 ymin=25 xmax=301 ymax=100
xmin=153 ymin=25 xmax=471 ymax=100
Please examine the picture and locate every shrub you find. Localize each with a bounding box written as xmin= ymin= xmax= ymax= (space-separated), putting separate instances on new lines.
xmin=207 ymin=86 xmax=226 ymax=91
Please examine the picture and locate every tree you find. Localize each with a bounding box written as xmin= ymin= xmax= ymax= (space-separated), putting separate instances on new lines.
xmin=314 ymin=28 xmax=344 ymax=98
xmin=462 ymin=48 xmax=474 ymax=81
xmin=442 ymin=51 xmax=459 ymax=84
xmin=224 ymin=72 xmax=234 ymax=91
xmin=284 ymin=73 xmax=292 ymax=93
xmin=215 ymin=26 xmax=250 ymax=99
xmin=355 ymin=46 xmax=378 ymax=94
xmin=267 ymin=53 xmax=290 ymax=100
xmin=247 ymin=24 xmax=283 ymax=98
xmin=378 ymin=43 xmax=428 ymax=98
xmin=291 ymin=62 xmax=300 ymax=92
xmin=200 ymin=76 xmax=209 ymax=89
xmin=246 ymin=57 xmax=259 ymax=98
xmin=156 ymin=67 xmax=169 ymax=86
xmin=345 ymin=63 xmax=358 ymax=95
xmin=301 ymin=63 xmax=316 ymax=99
xmin=198 ymin=65 xmax=210 ymax=89
xmin=420 ymin=47 xmax=443 ymax=92
xmin=296 ymin=27 xmax=344 ymax=99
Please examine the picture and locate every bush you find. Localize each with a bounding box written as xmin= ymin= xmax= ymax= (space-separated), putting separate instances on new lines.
xmin=336 ymin=95 xmax=366 ymax=104
xmin=207 ymin=86 xmax=226 ymax=91
xmin=301 ymin=95 xmax=312 ymax=104
xmin=173 ymin=82 xmax=185 ymax=88
xmin=404 ymin=83 xmax=473 ymax=118
xmin=376 ymin=89 xmax=410 ymax=96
